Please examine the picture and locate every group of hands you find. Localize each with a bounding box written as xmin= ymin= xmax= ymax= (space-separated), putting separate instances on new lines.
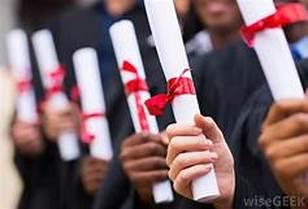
xmin=11 ymin=98 xmax=308 ymax=209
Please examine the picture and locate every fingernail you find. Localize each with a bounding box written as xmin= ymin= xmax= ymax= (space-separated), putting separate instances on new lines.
xmin=193 ymin=127 xmax=202 ymax=134
xmin=210 ymin=153 xmax=218 ymax=161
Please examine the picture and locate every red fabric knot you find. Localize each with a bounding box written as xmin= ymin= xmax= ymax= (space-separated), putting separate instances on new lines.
xmin=241 ymin=3 xmax=308 ymax=47
xmin=70 ymin=86 xmax=80 ymax=103
xmin=145 ymin=68 xmax=196 ymax=116
xmin=80 ymin=112 xmax=105 ymax=144
xmin=122 ymin=60 xmax=150 ymax=131
xmin=17 ymin=78 xmax=32 ymax=93
xmin=45 ymin=65 xmax=66 ymax=100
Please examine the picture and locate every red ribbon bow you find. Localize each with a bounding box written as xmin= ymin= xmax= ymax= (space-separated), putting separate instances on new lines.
xmin=241 ymin=3 xmax=308 ymax=47
xmin=80 ymin=112 xmax=105 ymax=144
xmin=122 ymin=61 xmax=150 ymax=131
xmin=145 ymin=69 xmax=196 ymax=116
xmin=45 ymin=65 xmax=66 ymax=100
xmin=17 ymin=78 xmax=32 ymax=93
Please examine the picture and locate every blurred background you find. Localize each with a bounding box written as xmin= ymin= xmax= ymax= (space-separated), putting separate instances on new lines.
xmin=0 ymin=2 xmax=96 ymax=209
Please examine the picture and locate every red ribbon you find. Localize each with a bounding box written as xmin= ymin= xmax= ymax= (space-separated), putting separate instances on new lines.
xmin=45 ymin=65 xmax=66 ymax=100
xmin=122 ymin=61 xmax=150 ymax=131
xmin=241 ymin=3 xmax=308 ymax=47
xmin=80 ymin=112 xmax=105 ymax=144
xmin=70 ymin=86 xmax=80 ymax=102
xmin=145 ymin=69 xmax=196 ymax=116
xmin=17 ymin=79 xmax=32 ymax=93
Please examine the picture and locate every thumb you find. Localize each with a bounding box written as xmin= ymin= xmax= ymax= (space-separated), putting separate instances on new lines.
xmin=194 ymin=114 xmax=224 ymax=144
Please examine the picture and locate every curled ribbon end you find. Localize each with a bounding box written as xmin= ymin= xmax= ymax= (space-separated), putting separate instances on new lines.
xmin=81 ymin=133 xmax=95 ymax=144
xmin=145 ymin=94 xmax=170 ymax=116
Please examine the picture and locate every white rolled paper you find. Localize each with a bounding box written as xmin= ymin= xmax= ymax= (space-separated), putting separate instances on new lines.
xmin=6 ymin=29 xmax=38 ymax=124
xmin=110 ymin=20 xmax=174 ymax=203
xmin=32 ymin=29 xmax=80 ymax=161
xmin=237 ymin=0 xmax=305 ymax=100
xmin=144 ymin=0 xmax=219 ymax=202
xmin=73 ymin=48 xmax=113 ymax=161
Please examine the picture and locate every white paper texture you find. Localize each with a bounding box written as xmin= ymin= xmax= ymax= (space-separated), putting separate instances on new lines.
xmin=32 ymin=29 xmax=80 ymax=161
xmin=145 ymin=0 xmax=220 ymax=202
xmin=237 ymin=0 xmax=304 ymax=100
xmin=73 ymin=48 xmax=113 ymax=161
xmin=6 ymin=29 xmax=38 ymax=123
xmin=110 ymin=20 xmax=174 ymax=203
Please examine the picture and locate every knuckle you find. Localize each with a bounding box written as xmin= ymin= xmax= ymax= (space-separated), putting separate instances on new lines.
xmin=264 ymin=147 xmax=277 ymax=161
xmin=273 ymin=161 xmax=288 ymax=177
xmin=259 ymin=134 xmax=268 ymax=149
xmin=294 ymin=113 xmax=308 ymax=127
xmin=273 ymin=102 xmax=285 ymax=114
xmin=178 ymin=171 xmax=189 ymax=183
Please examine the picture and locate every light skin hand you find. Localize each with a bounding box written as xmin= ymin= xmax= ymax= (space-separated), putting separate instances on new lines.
xmin=166 ymin=114 xmax=235 ymax=209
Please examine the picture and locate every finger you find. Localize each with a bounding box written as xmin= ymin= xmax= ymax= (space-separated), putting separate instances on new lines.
xmin=120 ymin=142 xmax=166 ymax=161
xmin=124 ymin=157 xmax=168 ymax=172
xmin=131 ymin=170 xmax=169 ymax=184
xmin=194 ymin=115 xmax=224 ymax=143
xmin=166 ymin=135 xmax=213 ymax=166
xmin=273 ymin=153 xmax=308 ymax=180
xmin=166 ymin=124 xmax=203 ymax=140
xmin=260 ymin=113 xmax=308 ymax=149
xmin=263 ymin=134 xmax=308 ymax=161
xmin=173 ymin=164 xmax=212 ymax=197
xmin=169 ymin=151 xmax=218 ymax=180
xmin=263 ymin=99 xmax=308 ymax=128
xmin=121 ymin=133 xmax=151 ymax=148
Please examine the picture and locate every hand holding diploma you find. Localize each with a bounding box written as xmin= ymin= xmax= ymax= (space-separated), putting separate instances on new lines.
xmin=6 ymin=29 xmax=38 ymax=125
xmin=110 ymin=20 xmax=173 ymax=203
xmin=144 ymin=0 xmax=219 ymax=202
xmin=238 ymin=0 xmax=307 ymax=100
xmin=73 ymin=48 xmax=113 ymax=161
xmin=7 ymin=29 xmax=44 ymax=157
xmin=166 ymin=115 xmax=235 ymax=209
xmin=260 ymin=99 xmax=308 ymax=204
xmin=32 ymin=29 xmax=80 ymax=161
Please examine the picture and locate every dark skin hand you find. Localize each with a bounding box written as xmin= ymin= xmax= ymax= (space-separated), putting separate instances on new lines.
xmin=120 ymin=133 xmax=169 ymax=205
xmin=41 ymin=102 xmax=80 ymax=142
xmin=80 ymin=156 xmax=110 ymax=196
xmin=260 ymin=99 xmax=308 ymax=209
xmin=11 ymin=120 xmax=45 ymax=157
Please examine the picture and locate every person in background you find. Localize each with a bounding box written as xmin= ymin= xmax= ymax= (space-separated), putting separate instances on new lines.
xmin=166 ymin=1 xmax=308 ymax=208
xmin=259 ymin=92 xmax=308 ymax=208
xmin=17 ymin=0 xmax=76 ymax=32
xmin=0 ymin=68 xmax=22 ymax=209
xmin=185 ymin=0 xmax=242 ymax=59
xmin=11 ymin=43 xmax=67 ymax=209
xmin=39 ymin=1 xmax=175 ymax=209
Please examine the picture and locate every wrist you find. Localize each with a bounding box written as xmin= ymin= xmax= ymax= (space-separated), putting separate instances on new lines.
xmin=213 ymin=169 xmax=236 ymax=209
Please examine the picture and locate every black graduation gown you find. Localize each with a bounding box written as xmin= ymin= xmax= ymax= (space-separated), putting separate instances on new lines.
xmin=229 ymin=58 xmax=308 ymax=209
xmin=15 ymin=40 xmax=64 ymax=209
xmin=44 ymin=3 xmax=176 ymax=209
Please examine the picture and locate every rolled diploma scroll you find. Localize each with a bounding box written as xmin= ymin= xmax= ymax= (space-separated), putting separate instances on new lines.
xmin=73 ymin=48 xmax=113 ymax=161
xmin=237 ymin=0 xmax=304 ymax=100
xmin=32 ymin=29 xmax=80 ymax=161
xmin=144 ymin=0 xmax=219 ymax=202
xmin=110 ymin=20 xmax=174 ymax=203
xmin=7 ymin=29 xmax=38 ymax=123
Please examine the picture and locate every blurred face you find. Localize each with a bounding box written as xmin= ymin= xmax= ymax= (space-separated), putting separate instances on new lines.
xmin=193 ymin=0 xmax=242 ymax=33
xmin=174 ymin=0 xmax=191 ymax=18
xmin=104 ymin=0 xmax=137 ymax=16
